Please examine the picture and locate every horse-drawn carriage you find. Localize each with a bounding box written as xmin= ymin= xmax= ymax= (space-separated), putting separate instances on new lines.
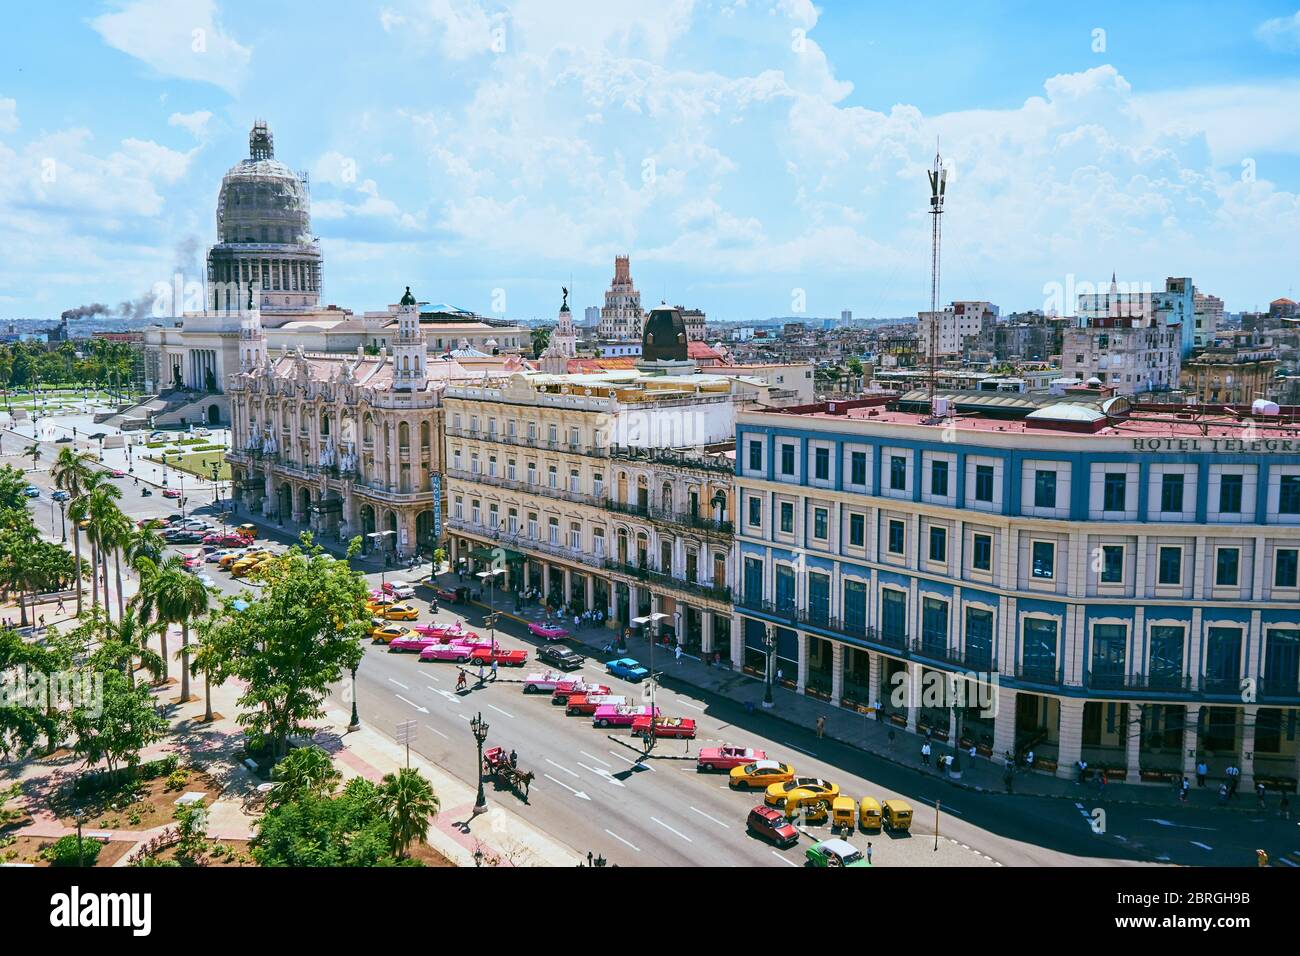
xmin=482 ymin=746 xmax=534 ymax=799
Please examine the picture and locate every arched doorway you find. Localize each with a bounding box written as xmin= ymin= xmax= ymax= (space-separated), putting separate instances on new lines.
xmin=207 ymin=403 xmax=220 ymax=426
xmin=416 ymin=510 xmax=435 ymax=555
xmin=276 ymin=482 xmax=292 ymax=522
xmin=297 ymin=486 xmax=311 ymax=521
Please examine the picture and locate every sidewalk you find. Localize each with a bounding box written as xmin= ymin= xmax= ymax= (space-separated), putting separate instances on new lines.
xmin=467 ymin=588 xmax=1268 ymax=814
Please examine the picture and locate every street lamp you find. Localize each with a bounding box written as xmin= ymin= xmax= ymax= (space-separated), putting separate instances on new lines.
xmin=477 ymin=567 xmax=507 ymax=648
xmin=366 ymin=530 xmax=397 ymax=587
xmin=762 ymin=625 xmax=776 ymax=709
xmin=348 ymin=664 xmax=360 ymax=732
xmin=632 ymin=610 xmax=668 ymax=713
xmin=470 ymin=711 xmax=490 ymax=814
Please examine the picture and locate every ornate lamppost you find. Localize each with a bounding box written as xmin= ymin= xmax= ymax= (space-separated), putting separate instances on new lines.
xmin=470 ymin=711 xmax=490 ymax=814
xmin=762 ymin=625 xmax=776 ymax=708
xmin=348 ymin=664 xmax=361 ymax=732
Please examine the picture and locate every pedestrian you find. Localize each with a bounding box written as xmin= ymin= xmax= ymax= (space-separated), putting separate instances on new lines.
xmin=491 ymin=659 xmax=499 ymax=682
xmin=1076 ymin=758 xmax=1088 ymax=784
xmin=1257 ymin=849 xmax=1269 ymax=868
xmin=969 ymin=744 xmax=977 ymax=764
xmin=1227 ymin=764 xmax=1240 ymax=798
xmin=1196 ymin=760 xmax=1207 ymax=787
xmin=675 ymin=644 xmax=683 ymax=665
xmin=887 ymin=728 xmax=896 ymax=751
xmin=921 ymin=741 xmax=931 ymax=766
xmin=776 ymin=668 xmax=783 ymax=686
xmin=477 ymin=661 xmax=486 ymax=684
xmin=1025 ymin=749 xmax=1035 ymax=771
xmin=1179 ymin=777 xmax=1189 ymax=804
xmin=873 ymin=699 xmax=882 ymax=721
xmin=1098 ymin=770 xmax=1107 ymax=796
xmin=816 ymin=715 xmax=826 ymax=739
xmin=1256 ymin=782 xmax=1266 ymax=810
xmin=509 ymin=748 xmax=517 ymax=768
xmin=865 ymin=842 xmax=873 ymax=865
xmin=56 ymin=600 xmax=65 ymax=616
xmin=1279 ymin=793 xmax=1290 ymax=820
xmin=1218 ymin=782 xmax=1228 ymax=805
xmin=38 ymin=614 xmax=45 ymax=629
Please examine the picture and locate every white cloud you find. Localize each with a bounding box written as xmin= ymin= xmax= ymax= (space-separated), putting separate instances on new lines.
xmin=168 ymin=110 xmax=213 ymax=138
xmin=0 ymin=97 xmax=17 ymax=135
xmin=91 ymin=0 xmax=251 ymax=94
xmin=1256 ymin=10 xmax=1300 ymax=52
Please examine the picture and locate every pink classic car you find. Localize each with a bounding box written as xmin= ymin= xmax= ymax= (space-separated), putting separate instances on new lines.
xmin=550 ymin=679 xmax=611 ymax=705
xmin=695 ymin=745 xmax=768 ymax=773
xmin=592 ymin=704 xmax=660 ymax=728
xmin=387 ymin=633 xmax=441 ymax=654
xmin=521 ymin=671 xmax=568 ymax=694
xmin=418 ymin=641 xmax=479 ymax=664
xmin=414 ymin=621 xmax=479 ymax=642
xmin=527 ymin=622 xmax=570 ymax=642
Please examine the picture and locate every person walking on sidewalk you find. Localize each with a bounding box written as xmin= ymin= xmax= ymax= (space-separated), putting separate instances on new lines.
xmin=1256 ymin=782 xmax=1267 ymax=810
xmin=1098 ymin=770 xmax=1107 ymax=797
xmin=1179 ymin=777 xmax=1189 ymax=804
xmin=675 ymin=644 xmax=683 ymax=665
xmin=1279 ymin=792 xmax=1291 ymax=820
xmin=1218 ymin=782 xmax=1229 ymax=805
xmin=865 ymin=842 xmax=873 ymax=865
xmin=491 ymin=659 xmax=499 ymax=682
xmin=921 ymin=741 xmax=931 ymax=766
xmin=1196 ymin=760 xmax=1207 ymax=787
xmin=816 ymin=715 xmax=826 ymax=739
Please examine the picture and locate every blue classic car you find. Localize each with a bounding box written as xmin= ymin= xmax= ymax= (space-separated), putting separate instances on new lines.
xmin=605 ymin=657 xmax=650 ymax=682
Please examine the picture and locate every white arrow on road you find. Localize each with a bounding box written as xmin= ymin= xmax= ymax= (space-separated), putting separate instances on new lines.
xmin=394 ymin=694 xmax=429 ymax=714
xmin=428 ymin=686 xmax=461 ymax=706
xmin=388 ymin=678 xmax=409 ymax=690
xmin=1144 ymin=819 xmax=1216 ymax=831
xmin=543 ymin=773 xmax=591 ymax=801
xmin=578 ymin=761 xmax=626 ymax=788
xmin=546 ymin=758 xmax=579 ymax=778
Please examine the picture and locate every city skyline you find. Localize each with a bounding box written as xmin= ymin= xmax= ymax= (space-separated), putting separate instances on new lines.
xmin=3 ymin=1 xmax=1300 ymax=324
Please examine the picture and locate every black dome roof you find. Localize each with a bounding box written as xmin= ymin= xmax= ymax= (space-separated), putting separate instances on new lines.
xmin=642 ymin=306 xmax=688 ymax=362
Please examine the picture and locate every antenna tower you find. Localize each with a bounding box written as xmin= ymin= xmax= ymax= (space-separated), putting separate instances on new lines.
xmin=927 ymin=148 xmax=947 ymax=404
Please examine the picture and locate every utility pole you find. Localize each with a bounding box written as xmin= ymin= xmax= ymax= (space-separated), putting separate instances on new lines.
xmin=926 ymin=146 xmax=947 ymax=405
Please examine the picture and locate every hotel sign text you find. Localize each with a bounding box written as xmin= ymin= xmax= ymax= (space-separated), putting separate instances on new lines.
xmin=1132 ymin=438 xmax=1300 ymax=454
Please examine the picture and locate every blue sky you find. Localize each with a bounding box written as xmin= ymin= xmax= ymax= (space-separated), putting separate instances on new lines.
xmin=2 ymin=1 xmax=1300 ymax=325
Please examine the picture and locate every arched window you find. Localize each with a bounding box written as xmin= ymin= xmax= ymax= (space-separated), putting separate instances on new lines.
xmin=320 ymin=412 xmax=331 ymax=437
xmin=399 ymin=421 xmax=410 ymax=449
xmin=661 ymin=481 xmax=672 ymax=512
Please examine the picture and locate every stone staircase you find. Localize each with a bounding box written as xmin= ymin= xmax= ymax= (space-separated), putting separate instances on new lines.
xmin=101 ymin=390 xmax=225 ymax=430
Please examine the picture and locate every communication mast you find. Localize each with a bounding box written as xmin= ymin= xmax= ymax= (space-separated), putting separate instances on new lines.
xmin=927 ymin=147 xmax=947 ymax=405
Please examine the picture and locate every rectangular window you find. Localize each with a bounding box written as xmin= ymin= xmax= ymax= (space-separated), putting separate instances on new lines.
xmin=1205 ymin=626 xmax=1242 ymax=689
xmin=887 ymin=519 xmax=905 ymax=555
xmin=1148 ymin=625 xmax=1184 ymax=688
xmin=930 ymin=460 xmax=949 ymax=497
xmin=881 ymin=589 xmax=906 ymax=645
xmin=807 ymin=572 xmax=830 ymax=625
xmin=1215 ymin=547 xmax=1240 ymax=587
xmin=506 ymin=460 xmax=517 ymax=481
xmin=813 ymin=508 xmax=828 ymax=540
xmin=779 ymin=501 xmax=794 ymax=534
xmin=928 ymin=526 xmax=947 ymax=563
xmin=964 ymin=607 xmax=993 ymax=670
xmin=547 ymin=424 xmax=557 ymax=444
xmin=814 ymin=447 xmax=830 ymax=481
xmin=743 ymin=557 xmax=763 ymax=605
xmin=1031 ymin=540 xmax=1055 ymax=579
xmin=1100 ymin=545 xmax=1124 ymax=584
xmin=527 ymin=516 xmax=537 ymax=539
xmin=1103 ymin=472 xmax=1127 ymax=512
xmin=775 ymin=565 xmax=796 ymax=612
xmin=850 ymin=451 xmax=867 ymax=486
xmin=1219 ymin=474 xmax=1243 ymax=514
xmin=1276 ymin=548 xmax=1299 ymax=589
xmin=569 ymin=525 xmax=581 ymax=550
xmin=1090 ymin=624 xmax=1127 ymax=679
xmin=972 ymin=533 xmax=992 ymax=572
xmin=889 ymin=455 xmax=906 ymax=491
xmin=1034 ymin=469 xmax=1057 ymax=509
xmin=921 ymin=598 xmax=948 ymax=655
xmin=1281 ymin=475 xmax=1300 ymax=515
xmin=848 ymin=513 xmax=865 ymax=547
xmin=780 ymin=443 xmax=795 ymax=476
xmin=1160 ymin=473 xmax=1184 ymax=513
xmin=747 ymin=496 xmax=762 ymax=528
xmin=1264 ymin=628 xmax=1300 ymax=695
xmin=1021 ymin=617 xmax=1058 ymax=679
xmin=843 ymin=580 xmax=867 ymax=632
xmin=748 ymin=440 xmax=762 ymax=471
xmin=1157 ymin=546 xmax=1182 ymax=585
xmin=548 ymin=518 xmax=559 ymax=545
xmin=974 ymin=465 xmax=994 ymax=503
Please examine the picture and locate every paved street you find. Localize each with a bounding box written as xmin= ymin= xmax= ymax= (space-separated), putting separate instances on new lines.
xmin=8 ymin=418 xmax=1300 ymax=867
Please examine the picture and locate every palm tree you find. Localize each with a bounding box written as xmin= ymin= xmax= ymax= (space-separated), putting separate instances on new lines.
xmin=188 ymin=616 xmax=226 ymax=723
xmin=51 ymin=448 xmax=93 ymax=616
xmin=98 ymin=506 xmax=132 ymax=624
xmin=23 ymin=443 xmax=40 ymax=472
xmin=83 ymin=480 xmax=122 ymax=618
xmin=123 ymin=523 xmax=165 ymax=571
xmin=378 ymin=767 xmax=439 ymax=858
xmin=157 ymin=564 xmax=210 ymax=701
xmin=269 ymin=745 xmax=342 ymax=808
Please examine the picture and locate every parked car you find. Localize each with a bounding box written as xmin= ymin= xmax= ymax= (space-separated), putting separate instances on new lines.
xmin=372 ymin=602 xmax=419 ymax=621
xmin=413 ymin=621 xmax=478 ymax=642
xmin=746 ymin=805 xmax=800 ymax=849
xmin=166 ymin=531 xmax=204 ymax=545
xmin=805 ymin=839 xmax=869 ymax=868
xmin=162 ymin=488 xmax=181 ymax=499
xmin=51 ymin=490 xmax=71 ymax=502
xmin=109 ymin=469 xmax=125 ymax=478
xmin=631 ymin=715 xmax=697 ymax=739
xmin=434 ymin=586 xmax=468 ymax=603
xmin=203 ymin=532 xmax=245 ymax=547
xmin=382 ymin=581 xmax=417 ymax=600
xmin=527 ymin=622 xmax=569 ymax=642
xmin=370 ymin=623 xmax=413 ymax=645
xmin=419 ymin=641 xmax=478 ymax=663
xmin=881 ymin=799 xmax=913 ymax=832
xmin=521 ymin=671 xmax=568 ymax=694
xmin=564 ymin=693 xmax=626 ymax=716
xmin=23 ymin=485 xmax=39 ymax=498
xmin=729 ymin=760 xmax=796 ymax=791
xmin=387 ymin=633 xmax=441 ymax=654
xmin=697 ymin=746 xmax=768 ymax=773
xmin=551 ymin=680 xmax=611 ymax=705
xmin=858 ymin=797 xmax=882 ymax=832
xmin=538 ymin=645 xmax=585 ymax=671
xmin=605 ymin=657 xmax=649 ymax=682
xmin=470 ymin=646 xmax=527 ymax=667
xmin=592 ymin=704 xmax=658 ymax=728
xmin=182 ymin=551 xmax=205 ymax=570
xmin=764 ymin=778 xmax=840 ymax=810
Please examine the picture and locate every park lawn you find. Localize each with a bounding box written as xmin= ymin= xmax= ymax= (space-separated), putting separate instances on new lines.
xmin=144 ymin=449 xmax=230 ymax=481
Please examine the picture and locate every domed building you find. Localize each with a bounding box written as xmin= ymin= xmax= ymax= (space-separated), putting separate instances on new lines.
xmin=207 ymin=121 xmax=322 ymax=312
xmin=637 ymin=303 xmax=694 ymax=373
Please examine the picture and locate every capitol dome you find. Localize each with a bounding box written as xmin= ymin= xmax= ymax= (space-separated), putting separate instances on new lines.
xmin=206 ymin=121 xmax=322 ymax=313
xmin=641 ymin=304 xmax=689 ymax=364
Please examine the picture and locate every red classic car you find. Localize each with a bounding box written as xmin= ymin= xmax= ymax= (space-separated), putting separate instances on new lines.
xmin=550 ymin=680 xmax=611 ymax=705
xmin=470 ymin=646 xmax=527 ymax=667
xmin=564 ymin=693 xmax=627 ymax=716
xmin=631 ymin=715 xmax=697 ymax=739
xmin=695 ymin=745 xmax=768 ymax=773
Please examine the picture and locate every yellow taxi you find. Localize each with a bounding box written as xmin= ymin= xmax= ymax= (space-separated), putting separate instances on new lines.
xmin=858 ymin=796 xmax=882 ymax=832
xmin=882 ymin=799 xmax=913 ymax=832
xmin=831 ymin=795 xmax=857 ymax=833
xmin=370 ymin=622 xmax=412 ymax=644
xmin=364 ymin=597 xmax=396 ymax=614
xmin=764 ymin=777 xmax=840 ymax=809
xmin=372 ymin=602 xmax=418 ymax=621
xmin=220 ymin=548 xmax=264 ymax=570
xmin=728 ymin=760 xmax=796 ymax=791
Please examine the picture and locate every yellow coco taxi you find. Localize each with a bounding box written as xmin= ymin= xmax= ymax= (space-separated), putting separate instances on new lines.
xmin=882 ymin=800 xmax=913 ymax=832
xmin=764 ymin=777 xmax=841 ymax=810
xmin=370 ymin=622 xmax=412 ymax=644
xmin=728 ymin=760 xmax=796 ymax=791
xmin=858 ymin=797 xmax=882 ymax=832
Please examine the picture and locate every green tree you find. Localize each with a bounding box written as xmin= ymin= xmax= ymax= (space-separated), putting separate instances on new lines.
xmin=531 ymin=326 xmax=551 ymax=359
xmin=268 ymin=745 xmax=342 ymax=808
xmin=378 ymin=767 xmax=439 ymax=858
xmin=51 ymin=449 xmax=94 ymax=616
xmin=0 ymin=628 xmax=63 ymax=760
xmin=188 ymin=616 xmax=227 ymax=723
xmin=23 ymin=443 xmax=40 ymax=472
xmin=215 ymin=536 xmax=369 ymax=759
xmin=0 ymin=464 xmax=29 ymax=510
xmin=251 ymin=777 xmax=419 ymax=867
xmin=67 ymin=640 xmax=167 ymax=778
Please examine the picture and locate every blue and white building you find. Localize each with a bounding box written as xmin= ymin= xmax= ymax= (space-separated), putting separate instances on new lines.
xmin=731 ymin=390 xmax=1300 ymax=788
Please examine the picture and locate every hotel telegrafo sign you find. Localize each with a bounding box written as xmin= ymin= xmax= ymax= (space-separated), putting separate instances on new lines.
xmin=1132 ymin=437 xmax=1300 ymax=454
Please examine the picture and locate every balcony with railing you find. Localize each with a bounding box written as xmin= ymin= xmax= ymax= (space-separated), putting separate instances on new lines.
xmin=1013 ymin=662 xmax=1063 ymax=689
xmin=1257 ymin=676 xmax=1300 ymax=703
xmin=607 ymin=444 xmax=735 ymax=476
xmin=1083 ymin=671 xmax=1193 ymax=694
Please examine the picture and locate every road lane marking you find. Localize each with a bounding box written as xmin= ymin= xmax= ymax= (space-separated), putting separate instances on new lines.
xmin=771 ymin=850 xmax=797 ymax=866
xmin=388 ymin=678 xmax=410 ymax=690
xmin=680 ymin=700 xmax=705 ymax=711
xmin=915 ymin=796 xmax=962 ymax=815
xmin=604 ymin=829 xmax=640 ymax=852
xmin=689 ymin=806 xmax=731 ymax=829
xmin=394 ymin=694 xmax=429 ymax=714
xmin=546 ymin=758 xmax=579 ymax=778
xmin=424 ymin=724 xmax=449 ymax=740
xmin=579 ymin=751 xmax=611 ymax=767
xmin=1190 ymin=841 xmax=1214 ymax=851
xmin=783 ymin=743 xmax=817 ymax=757
xmin=607 ymin=749 xmax=655 ymax=771
xmin=543 ymin=773 xmax=592 ymax=801
xmin=578 ymin=762 xmax=626 ymax=788
xmin=426 ymin=674 xmax=441 ymax=683
xmin=651 ymin=816 xmax=693 ymax=843
xmin=487 ymin=703 xmax=514 ymax=719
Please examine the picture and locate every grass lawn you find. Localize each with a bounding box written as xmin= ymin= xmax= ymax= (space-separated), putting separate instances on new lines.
xmin=144 ymin=449 xmax=230 ymax=481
